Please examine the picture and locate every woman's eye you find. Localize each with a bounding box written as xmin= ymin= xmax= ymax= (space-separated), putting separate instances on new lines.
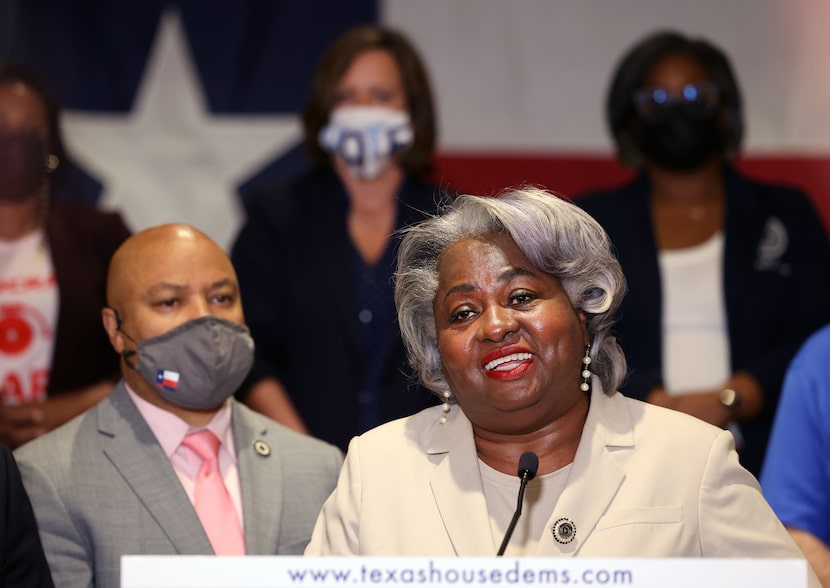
xmin=332 ymin=90 xmax=352 ymax=105
xmin=510 ymin=291 xmax=535 ymax=305
xmin=449 ymin=309 xmax=475 ymax=323
xmin=372 ymin=89 xmax=393 ymax=102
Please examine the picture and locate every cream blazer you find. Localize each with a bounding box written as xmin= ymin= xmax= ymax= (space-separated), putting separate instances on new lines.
xmin=306 ymin=384 xmax=816 ymax=581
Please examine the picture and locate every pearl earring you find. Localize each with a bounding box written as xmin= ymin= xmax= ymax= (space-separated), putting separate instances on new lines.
xmin=580 ymin=344 xmax=592 ymax=393
xmin=439 ymin=391 xmax=451 ymax=424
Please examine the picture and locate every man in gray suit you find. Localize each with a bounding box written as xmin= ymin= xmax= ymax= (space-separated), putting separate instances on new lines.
xmin=15 ymin=223 xmax=343 ymax=588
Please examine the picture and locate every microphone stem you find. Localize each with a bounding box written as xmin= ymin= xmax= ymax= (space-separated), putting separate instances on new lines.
xmin=496 ymin=472 xmax=530 ymax=556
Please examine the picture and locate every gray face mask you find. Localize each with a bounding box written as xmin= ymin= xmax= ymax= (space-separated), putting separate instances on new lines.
xmin=124 ymin=316 xmax=254 ymax=410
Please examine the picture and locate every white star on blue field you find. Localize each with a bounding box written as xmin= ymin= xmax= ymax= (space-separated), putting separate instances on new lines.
xmin=62 ymin=10 xmax=301 ymax=250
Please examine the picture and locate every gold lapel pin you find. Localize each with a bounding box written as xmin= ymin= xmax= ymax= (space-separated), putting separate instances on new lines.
xmin=253 ymin=440 xmax=271 ymax=457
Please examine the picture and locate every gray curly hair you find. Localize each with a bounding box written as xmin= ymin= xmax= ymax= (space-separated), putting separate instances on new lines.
xmin=395 ymin=186 xmax=627 ymax=399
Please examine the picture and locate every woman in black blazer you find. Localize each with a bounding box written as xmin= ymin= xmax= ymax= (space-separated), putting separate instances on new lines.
xmin=231 ymin=25 xmax=445 ymax=451
xmin=577 ymin=31 xmax=830 ymax=476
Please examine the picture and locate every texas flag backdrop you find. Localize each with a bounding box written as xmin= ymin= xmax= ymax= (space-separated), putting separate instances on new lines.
xmin=3 ymin=0 xmax=830 ymax=249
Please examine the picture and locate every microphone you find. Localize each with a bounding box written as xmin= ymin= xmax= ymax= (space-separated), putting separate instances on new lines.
xmin=496 ymin=451 xmax=539 ymax=556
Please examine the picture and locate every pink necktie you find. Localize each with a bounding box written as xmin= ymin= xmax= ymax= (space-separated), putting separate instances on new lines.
xmin=181 ymin=430 xmax=246 ymax=555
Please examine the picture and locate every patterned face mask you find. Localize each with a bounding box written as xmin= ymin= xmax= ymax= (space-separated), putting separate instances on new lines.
xmin=319 ymin=105 xmax=413 ymax=180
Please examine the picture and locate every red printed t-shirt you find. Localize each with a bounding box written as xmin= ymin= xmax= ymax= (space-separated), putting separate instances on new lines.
xmin=0 ymin=230 xmax=57 ymax=405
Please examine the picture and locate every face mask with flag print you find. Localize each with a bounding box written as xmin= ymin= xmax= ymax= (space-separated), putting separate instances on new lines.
xmin=319 ymin=105 xmax=414 ymax=180
xmin=127 ymin=315 xmax=254 ymax=410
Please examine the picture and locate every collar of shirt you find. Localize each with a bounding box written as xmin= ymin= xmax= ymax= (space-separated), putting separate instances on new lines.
xmin=124 ymin=383 xmax=237 ymax=466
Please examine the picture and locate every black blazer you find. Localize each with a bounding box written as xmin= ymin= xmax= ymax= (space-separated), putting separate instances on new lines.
xmin=0 ymin=446 xmax=53 ymax=587
xmin=46 ymin=200 xmax=131 ymax=395
xmin=232 ymin=168 xmax=446 ymax=451
xmin=577 ymin=166 xmax=830 ymax=475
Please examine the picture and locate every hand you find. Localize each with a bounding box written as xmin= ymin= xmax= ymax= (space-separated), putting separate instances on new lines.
xmin=0 ymin=379 xmax=113 ymax=449
xmin=723 ymin=371 xmax=763 ymax=420
xmin=647 ymin=386 xmax=730 ymax=428
xmin=648 ymin=371 xmax=764 ymax=427
xmin=244 ymin=377 xmax=310 ymax=435
xmin=787 ymin=528 xmax=830 ymax=587
xmin=0 ymin=404 xmax=47 ymax=448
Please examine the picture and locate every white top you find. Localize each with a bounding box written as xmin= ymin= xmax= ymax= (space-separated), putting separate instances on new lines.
xmin=659 ymin=231 xmax=730 ymax=395
xmin=0 ymin=229 xmax=58 ymax=405
xmin=480 ymin=458 xmax=571 ymax=556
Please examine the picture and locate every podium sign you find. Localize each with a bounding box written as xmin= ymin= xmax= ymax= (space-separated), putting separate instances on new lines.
xmin=122 ymin=556 xmax=808 ymax=587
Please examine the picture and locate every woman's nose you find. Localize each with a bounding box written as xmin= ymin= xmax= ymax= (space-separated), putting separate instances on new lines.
xmin=478 ymin=305 xmax=518 ymax=342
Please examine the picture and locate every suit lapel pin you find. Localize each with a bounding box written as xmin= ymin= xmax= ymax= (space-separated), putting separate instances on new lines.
xmin=552 ymin=517 xmax=576 ymax=544
xmin=253 ymin=440 xmax=271 ymax=457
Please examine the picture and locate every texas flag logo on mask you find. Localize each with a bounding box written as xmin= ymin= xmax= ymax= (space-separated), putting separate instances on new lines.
xmin=155 ymin=369 xmax=180 ymax=392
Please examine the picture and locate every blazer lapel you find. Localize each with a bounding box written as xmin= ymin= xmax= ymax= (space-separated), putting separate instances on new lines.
xmin=99 ymin=383 xmax=212 ymax=553
xmin=537 ymin=387 xmax=631 ymax=556
xmin=721 ymin=168 xmax=764 ymax=340
xmin=231 ymin=402 xmax=283 ymax=554
xmin=311 ymin=174 xmax=362 ymax=356
xmin=619 ymin=176 xmax=663 ymax=339
xmin=427 ymin=409 xmax=497 ymax=556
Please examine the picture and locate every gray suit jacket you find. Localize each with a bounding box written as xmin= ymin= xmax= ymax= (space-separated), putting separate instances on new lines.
xmin=14 ymin=382 xmax=342 ymax=588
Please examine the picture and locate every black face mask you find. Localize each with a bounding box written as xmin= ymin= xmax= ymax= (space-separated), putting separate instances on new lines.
xmin=636 ymin=103 xmax=724 ymax=172
xmin=0 ymin=129 xmax=48 ymax=203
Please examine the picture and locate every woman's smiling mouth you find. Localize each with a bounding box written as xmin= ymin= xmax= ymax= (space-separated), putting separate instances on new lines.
xmin=484 ymin=352 xmax=533 ymax=371
xmin=482 ymin=351 xmax=534 ymax=380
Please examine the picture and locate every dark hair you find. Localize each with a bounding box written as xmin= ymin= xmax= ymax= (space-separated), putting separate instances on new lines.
xmin=606 ymin=30 xmax=744 ymax=167
xmin=0 ymin=62 xmax=67 ymax=195
xmin=302 ymin=24 xmax=437 ymax=178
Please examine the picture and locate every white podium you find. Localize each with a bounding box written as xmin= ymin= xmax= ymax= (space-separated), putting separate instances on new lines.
xmin=121 ymin=555 xmax=808 ymax=587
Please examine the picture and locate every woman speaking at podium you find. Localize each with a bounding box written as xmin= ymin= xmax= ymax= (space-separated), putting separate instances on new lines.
xmin=305 ymin=187 xmax=816 ymax=585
